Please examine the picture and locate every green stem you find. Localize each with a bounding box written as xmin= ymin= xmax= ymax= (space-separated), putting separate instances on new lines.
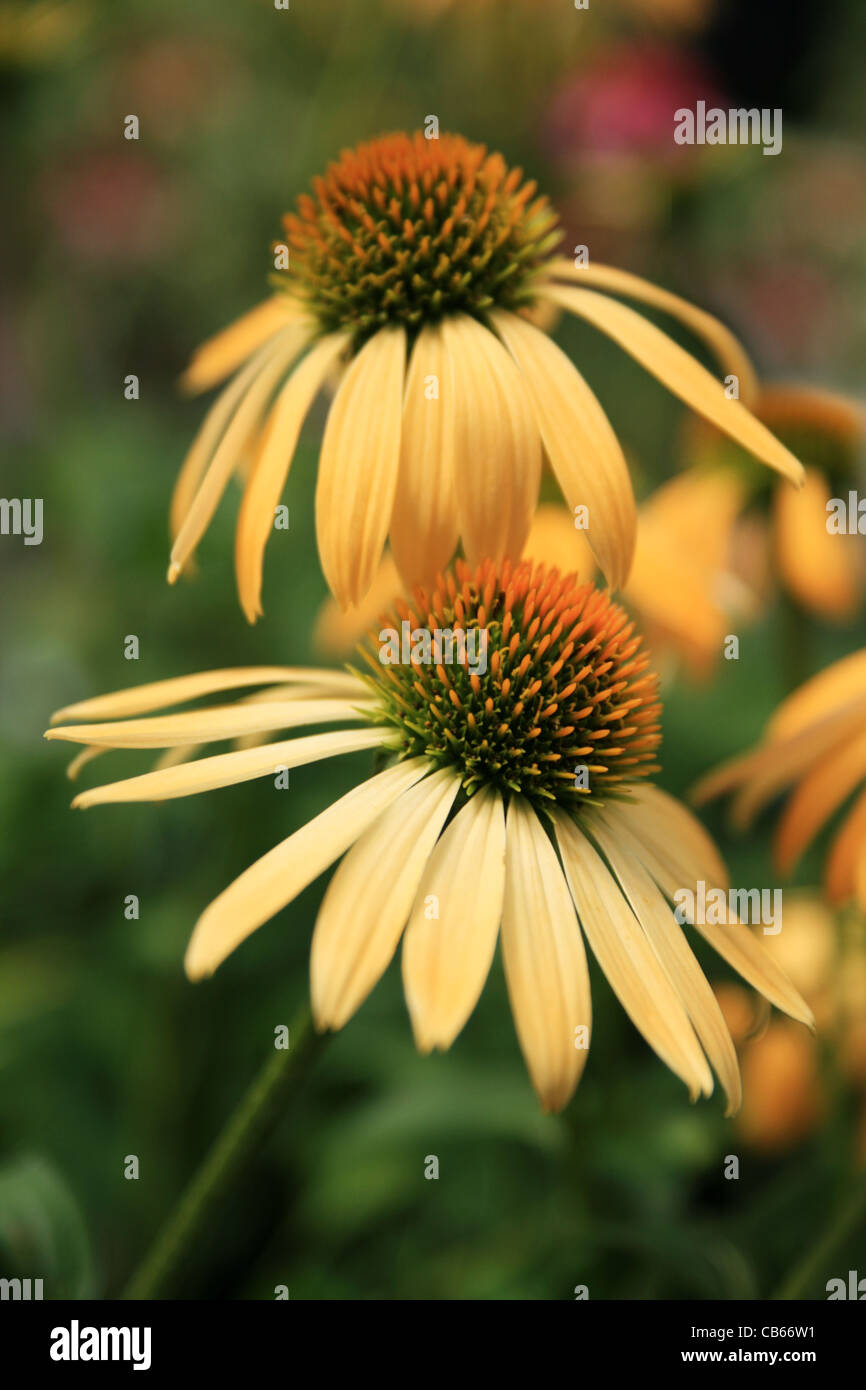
xmin=122 ymin=1009 xmax=325 ymax=1300
xmin=773 ymin=1168 xmax=866 ymax=1300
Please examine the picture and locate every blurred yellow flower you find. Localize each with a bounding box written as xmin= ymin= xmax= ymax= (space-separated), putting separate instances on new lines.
xmin=171 ymin=130 xmax=802 ymax=617
xmin=47 ymin=559 xmax=810 ymax=1112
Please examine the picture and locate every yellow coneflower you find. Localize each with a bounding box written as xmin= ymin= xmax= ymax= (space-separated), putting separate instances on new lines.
xmin=172 ymin=130 xmax=802 ymax=617
xmin=694 ymin=649 xmax=866 ymax=913
xmin=684 ymin=383 xmax=866 ymax=621
xmin=314 ymin=482 xmax=750 ymax=681
xmin=47 ymin=558 xmax=810 ymax=1112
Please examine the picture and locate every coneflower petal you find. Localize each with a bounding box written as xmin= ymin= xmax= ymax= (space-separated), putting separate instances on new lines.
xmin=773 ymin=726 xmax=866 ymax=877
xmin=50 ymin=666 xmax=365 ymax=724
xmin=235 ymin=332 xmax=349 ymax=623
xmin=311 ymin=767 xmax=460 ymax=1030
xmin=316 ymin=326 xmax=406 ymax=609
xmin=545 ymin=284 xmax=804 ymax=486
xmin=180 ymin=296 xmax=308 ymax=396
xmin=612 ymin=784 xmax=730 ymax=889
xmin=441 ymin=315 xmax=541 ymax=566
xmin=68 ymin=727 xmax=389 ymax=808
xmin=501 ymin=798 xmax=592 ymax=1113
xmin=553 ymin=810 xmax=714 ymax=1102
xmin=590 ymin=818 xmax=741 ymax=1115
xmin=184 ymin=757 xmax=430 ymax=981
xmin=826 ymin=786 xmax=866 ymax=905
xmin=766 ymin=650 xmax=866 ymax=743
xmin=169 ymin=328 xmax=309 ymax=582
xmin=540 ymin=258 xmax=759 ymax=405
xmin=389 ymin=322 xmax=458 ymax=590
xmin=402 ymin=787 xmax=506 ymax=1053
xmin=774 ymin=468 xmax=860 ymax=620
xmin=491 ymin=308 xmax=636 ymax=589
xmin=46 ymin=699 xmax=373 ymax=750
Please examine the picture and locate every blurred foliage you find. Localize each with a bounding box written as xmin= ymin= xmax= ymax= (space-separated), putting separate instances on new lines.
xmin=1 ymin=0 xmax=866 ymax=1299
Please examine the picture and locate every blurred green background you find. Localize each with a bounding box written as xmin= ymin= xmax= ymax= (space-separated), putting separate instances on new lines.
xmin=2 ymin=0 xmax=866 ymax=1300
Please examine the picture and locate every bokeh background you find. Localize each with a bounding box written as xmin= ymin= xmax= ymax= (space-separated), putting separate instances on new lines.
xmin=2 ymin=0 xmax=866 ymax=1300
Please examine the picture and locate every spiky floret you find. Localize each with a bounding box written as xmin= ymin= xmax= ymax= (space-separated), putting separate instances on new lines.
xmin=279 ymin=132 xmax=560 ymax=344
xmin=359 ymin=558 xmax=662 ymax=811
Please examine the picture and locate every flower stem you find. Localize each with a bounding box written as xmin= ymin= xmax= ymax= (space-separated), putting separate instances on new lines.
xmin=773 ymin=1168 xmax=866 ymax=1300
xmin=122 ymin=1009 xmax=325 ymax=1300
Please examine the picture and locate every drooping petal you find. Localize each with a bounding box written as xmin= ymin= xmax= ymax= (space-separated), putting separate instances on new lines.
xmin=491 ymin=309 xmax=635 ymax=589
xmin=46 ymin=699 xmax=373 ymax=750
xmin=501 ymin=798 xmax=592 ymax=1112
xmin=235 ymin=332 xmax=349 ymax=623
xmin=766 ymin=650 xmax=866 ymax=743
xmin=774 ymin=468 xmax=860 ymax=620
xmin=402 ymin=788 xmax=506 ymax=1052
xmin=540 ymin=258 xmax=760 ymax=404
xmin=773 ymin=726 xmax=866 ymax=876
xmin=316 ymin=326 xmax=406 ymax=608
xmin=440 ymin=314 xmax=541 ymax=566
xmin=545 ymin=284 xmax=804 ymax=485
xmin=180 ymin=297 xmax=307 ymax=395
xmin=50 ymin=666 xmax=365 ymax=724
xmin=69 ymin=727 xmax=389 ymax=808
xmin=553 ymin=809 xmax=713 ymax=1101
xmin=184 ymin=757 xmax=429 ymax=980
xmin=169 ymin=328 xmax=309 ymax=581
xmin=589 ymin=818 xmax=741 ymax=1114
xmin=826 ymin=786 xmax=866 ymax=906
xmin=389 ymin=322 xmax=458 ymax=589
xmin=311 ymin=767 xmax=460 ymax=1030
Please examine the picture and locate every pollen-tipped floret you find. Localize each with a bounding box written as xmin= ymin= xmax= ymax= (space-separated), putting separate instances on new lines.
xmin=280 ymin=132 xmax=560 ymax=343
xmin=361 ymin=558 xmax=662 ymax=808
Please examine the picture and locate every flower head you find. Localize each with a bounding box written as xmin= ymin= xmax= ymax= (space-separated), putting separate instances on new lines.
xmin=48 ymin=559 xmax=810 ymax=1112
xmin=170 ymin=130 xmax=804 ymax=619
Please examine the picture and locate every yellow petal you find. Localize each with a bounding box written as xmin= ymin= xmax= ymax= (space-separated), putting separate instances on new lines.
xmin=169 ymin=328 xmax=308 ymax=581
xmin=774 ymin=468 xmax=860 ymax=620
xmin=545 ymin=284 xmax=804 ymax=485
xmin=50 ymin=666 xmax=364 ymax=724
xmin=316 ymin=327 xmax=406 ymax=609
xmin=313 ymin=551 xmax=404 ymax=659
xmin=235 ymin=332 xmax=349 ymax=623
xmin=402 ymin=788 xmax=506 ymax=1052
xmin=185 ymin=757 xmax=429 ymax=980
xmin=553 ymin=809 xmax=712 ymax=1101
xmin=611 ymin=784 xmax=730 ymax=889
xmin=523 ymin=504 xmax=596 ymax=579
xmin=311 ymin=767 xmax=460 ymax=1030
xmin=491 ymin=309 xmax=635 ymax=589
xmin=389 ymin=322 xmax=458 ymax=589
xmin=826 ymin=786 xmax=866 ymax=905
xmin=590 ymin=818 xmax=741 ymax=1114
xmin=501 ymin=798 xmax=592 ymax=1113
xmin=542 ymin=258 xmax=760 ymax=405
xmin=440 ymin=314 xmax=541 ymax=566
xmin=46 ymin=699 xmax=372 ymax=750
xmin=773 ymin=726 xmax=866 ymax=876
xmin=180 ymin=297 xmax=307 ymax=395
xmin=767 ymin=649 xmax=866 ymax=744
xmin=69 ymin=727 xmax=389 ymax=808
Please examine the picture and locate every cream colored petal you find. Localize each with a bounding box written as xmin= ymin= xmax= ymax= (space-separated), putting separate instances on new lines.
xmin=590 ymin=818 xmax=741 ymax=1114
xmin=545 ymin=284 xmax=804 ymax=485
xmin=313 ymin=551 xmax=405 ymax=659
xmin=169 ymin=327 xmax=308 ymax=582
xmin=541 ymin=259 xmax=759 ymax=405
xmin=50 ymin=667 xmax=364 ymax=725
xmin=47 ymin=699 xmax=373 ymax=750
xmin=774 ymin=468 xmax=860 ymax=620
xmin=180 ymin=297 xmax=307 ymax=396
xmin=235 ymin=332 xmax=349 ymax=623
xmin=66 ymin=746 xmax=107 ymax=780
xmin=501 ymin=798 xmax=592 ymax=1113
xmin=767 ymin=649 xmax=866 ymax=743
xmin=389 ymin=322 xmax=458 ymax=589
xmin=491 ymin=309 xmax=635 ymax=589
xmin=316 ymin=326 xmax=406 ymax=609
xmin=311 ymin=767 xmax=460 ymax=1030
xmin=773 ymin=726 xmax=866 ymax=876
xmin=185 ymin=757 xmax=429 ymax=980
xmin=611 ymin=784 xmax=729 ymax=889
xmin=553 ymin=809 xmax=713 ymax=1101
xmin=402 ymin=788 xmax=506 ymax=1052
xmin=440 ymin=315 xmax=541 ymax=566
xmin=69 ymin=727 xmax=389 ymax=808
xmin=170 ymin=339 xmax=278 ymax=541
